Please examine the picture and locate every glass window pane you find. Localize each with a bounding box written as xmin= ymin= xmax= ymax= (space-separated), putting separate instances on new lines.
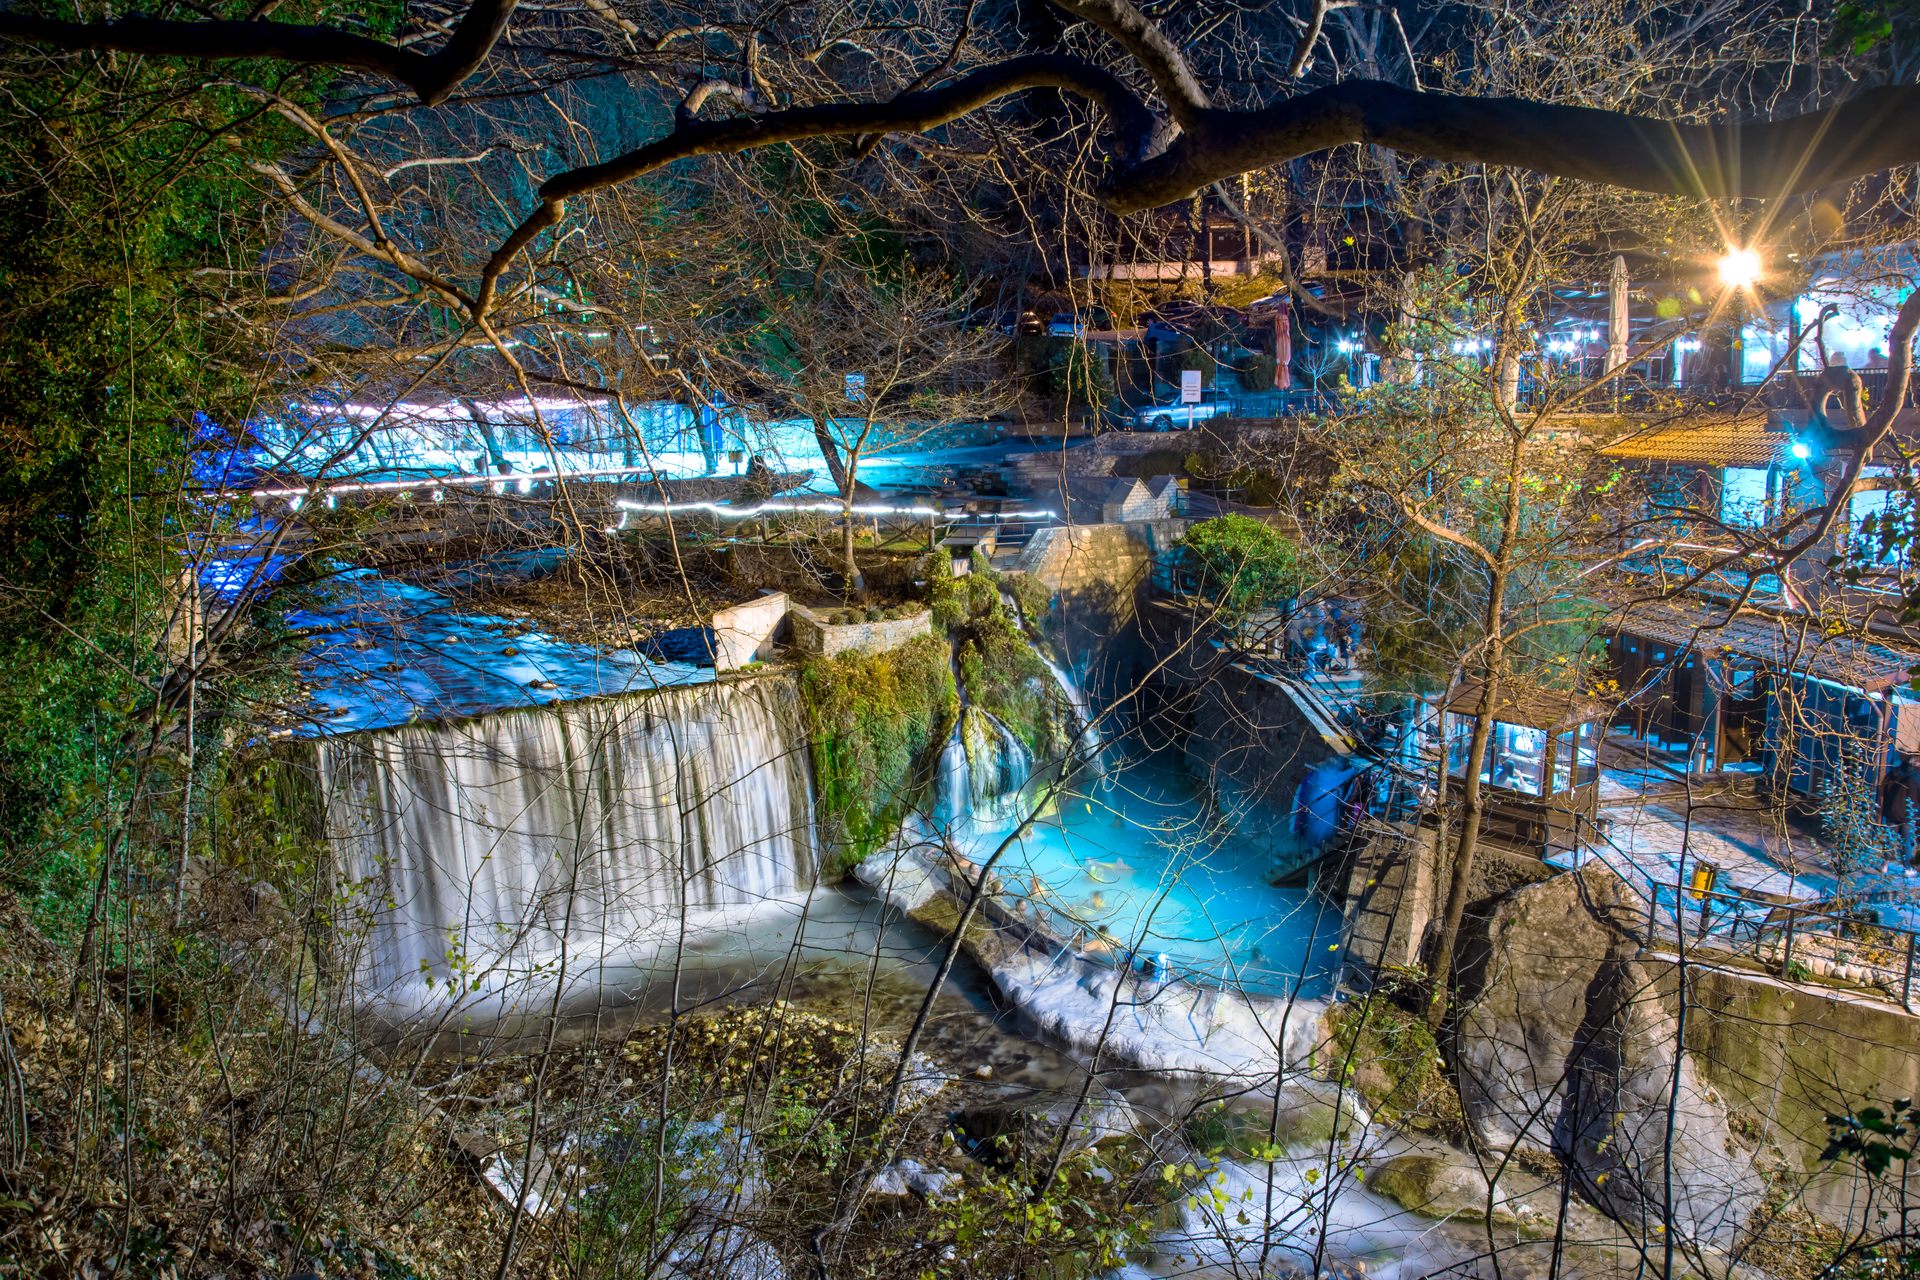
xmin=1551 ymin=730 xmax=1577 ymax=793
xmin=1481 ymin=721 xmax=1546 ymax=795
xmin=1576 ymin=722 xmax=1599 ymax=786
xmin=1446 ymin=713 xmax=1473 ymax=778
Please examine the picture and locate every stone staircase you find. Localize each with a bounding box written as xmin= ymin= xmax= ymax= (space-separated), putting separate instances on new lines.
xmin=1296 ymin=663 xmax=1366 ymax=711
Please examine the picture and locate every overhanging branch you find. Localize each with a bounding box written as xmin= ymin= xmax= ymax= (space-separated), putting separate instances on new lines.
xmin=0 ymin=0 xmax=519 ymax=105
xmin=1102 ymin=80 xmax=1920 ymax=213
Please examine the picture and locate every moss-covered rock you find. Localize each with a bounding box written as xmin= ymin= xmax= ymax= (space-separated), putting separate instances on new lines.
xmin=921 ymin=558 xmax=1070 ymax=759
xmin=1365 ymin=1152 xmax=1516 ymax=1224
xmin=799 ymin=634 xmax=956 ymax=873
xmin=1323 ymin=995 xmax=1460 ymax=1133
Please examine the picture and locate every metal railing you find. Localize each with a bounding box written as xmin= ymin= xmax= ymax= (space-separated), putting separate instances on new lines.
xmin=1570 ymin=811 xmax=1920 ymax=1011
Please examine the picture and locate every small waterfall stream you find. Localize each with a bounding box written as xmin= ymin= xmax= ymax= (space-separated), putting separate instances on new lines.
xmin=1000 ymin=588 xmax=1100 ymax=772
xmin=934 ymin=704 xmax=1033 ymax=838
xmin=319 ymin=677 xmax=815 ymax=1016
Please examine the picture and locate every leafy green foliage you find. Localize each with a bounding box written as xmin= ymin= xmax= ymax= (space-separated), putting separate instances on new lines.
xmin=0 ymin=57 xmax=307 ymax=919
xmin=799 ymin=635 xmax=956 ymax=871
xmin=1829 ymin=0 xmax=1910 ymax=53
xmin=926 ymin=1152 xmax=1155 ymax=1280
xmin=1823 ymin=1100 xmax=1920 ymax=1178
xmin=1359 ymin=535 xmax=1480 ymax=694
xmin=1181 ymin=514 xmax=1311 ymax=622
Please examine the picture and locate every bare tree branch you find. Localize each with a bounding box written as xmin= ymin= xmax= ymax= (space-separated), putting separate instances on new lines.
xmin=0 ymin=0 xmax=521 ymax=105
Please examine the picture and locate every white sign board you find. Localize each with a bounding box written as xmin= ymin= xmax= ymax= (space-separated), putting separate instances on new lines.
xmin=845 ymin=373 xmax=866 ymax=402
xmin=1179 ymin=370 xmax=1202 ymax=403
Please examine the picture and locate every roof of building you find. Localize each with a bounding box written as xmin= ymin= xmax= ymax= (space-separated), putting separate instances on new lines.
xmin=1606 ymin=596 xmax=1920 ymax=693
xmin=1597 ymin=411 xmax=1784 ymax=468
xmin=1599 ymin=404 xmax=1920 ymax=469
xmin=1439 ymin=681 xmax=1610 ymax=730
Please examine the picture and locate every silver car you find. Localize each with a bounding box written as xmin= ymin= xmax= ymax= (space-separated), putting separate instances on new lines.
xmin=1135 ymin=395 xmax=1233 ymax=431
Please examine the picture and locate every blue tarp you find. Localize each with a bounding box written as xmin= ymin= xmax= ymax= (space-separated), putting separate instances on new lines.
xmin=1292 ymin=760 xmax=1362 ymax=847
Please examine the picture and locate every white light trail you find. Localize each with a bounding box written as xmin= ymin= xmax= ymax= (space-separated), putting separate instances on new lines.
xmin=613 ymin=499 xmax=1062 ymax=521
xmin=252 ymin=463 xmax=663 ymax=499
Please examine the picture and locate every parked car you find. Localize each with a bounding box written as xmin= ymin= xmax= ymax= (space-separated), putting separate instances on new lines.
xmin=1006 ymin=309 xmax=1045 ymax=336
xmin=1135 ymin=392 xmax=1234 ymax=431
xmin=1046 ymin=307 xmax=1113 ymax=337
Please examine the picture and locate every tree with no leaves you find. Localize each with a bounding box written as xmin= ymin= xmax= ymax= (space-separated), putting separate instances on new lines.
xmin=9 ymin=0 xmax=1920 ymax=319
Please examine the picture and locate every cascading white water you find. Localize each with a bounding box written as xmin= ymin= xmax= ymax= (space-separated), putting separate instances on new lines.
xmin=1000 ymin=589 xmax=1100 ymax=771
xmin=934 ymin=705 xmax=1031 ymax=839
xmin=319 ymin=678 xmax=815 ymax=1020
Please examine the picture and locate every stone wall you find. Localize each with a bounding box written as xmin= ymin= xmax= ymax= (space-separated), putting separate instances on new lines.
xmin=1342 ymin=822 xmax=1438 ymax=974
xmin=1342 ymin=825 xmax=1562 ymax=982
xmin=1015 ymin=520 xmax=1182 ymax=603
xmin=788 ymin=604 xmax=934 ymax=659
xmin=1101 ymin=476 xmax=1178 ymax=523
xmin=1658 ymin=958 xmax=1920 ymax=1227
xmin=709 ymin=592 xmax=787 ymax=669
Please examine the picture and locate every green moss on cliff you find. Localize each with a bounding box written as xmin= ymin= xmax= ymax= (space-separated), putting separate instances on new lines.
xmin=799 ymin=634 xmax=956 ymax=874
xmin=921 ymin=558 xmax=1065 ymax=757
xmin=955 ymin=614 xmax=1062 ymax=758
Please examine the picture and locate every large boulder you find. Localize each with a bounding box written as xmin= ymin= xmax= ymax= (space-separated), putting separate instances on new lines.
xmin=1365 ymin=1152 xmax=1517 ymax=1224
xmin=1452 ymin=866 xmax=1762 ymax=1247
xmin=1268 ymin=1076 xmax=1369 ymax=1148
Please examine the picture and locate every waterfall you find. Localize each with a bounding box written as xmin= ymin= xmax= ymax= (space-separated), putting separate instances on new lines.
xmin=1001 ymin=588 xmax=1101 ymax=772
xmin=318 ymin=677 xmax=815 ymax=1020
xmin=935 ymin=705 xmax=1031 ymax=838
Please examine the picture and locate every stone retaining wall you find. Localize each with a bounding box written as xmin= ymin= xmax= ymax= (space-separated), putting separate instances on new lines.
xmin=1014 ymin=520 xmax=1183 ymax=600
xmin=709 ymin=592 xmax=788 ymax=669
xmin=788 ymin=604 xmax=934 ymax=658
xmin=1659 ymin=956 xmax=1920 ymax=1227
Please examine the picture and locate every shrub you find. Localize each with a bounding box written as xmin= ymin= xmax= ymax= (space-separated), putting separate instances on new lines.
xmin=1238 ymin=352 xmax=1278 ymax=391
xmin=1182 ymin=513 xmax=1311 ymax=622
xmin=1171 ymin=345 xmax=1217 ymax=387
xmin=1001 ymin=570 xmax=1053 ymax=630
xmin=1047 ymin=340 xmax=1117 ymax=407
xmin=865 ymin=606 xmax=884 ymax=623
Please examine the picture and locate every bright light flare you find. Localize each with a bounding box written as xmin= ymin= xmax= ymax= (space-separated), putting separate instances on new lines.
xmin=1718 ymin=249 xmax=1762 ymax=290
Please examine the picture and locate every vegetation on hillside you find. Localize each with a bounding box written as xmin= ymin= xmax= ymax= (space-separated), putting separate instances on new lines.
xmin=799 ymin=634 xmax=956 ymax=872
xmin=0 ymin=60 xmax=315 ymax=937
xmin=926 ymin=558 xmax=1065 ymax=756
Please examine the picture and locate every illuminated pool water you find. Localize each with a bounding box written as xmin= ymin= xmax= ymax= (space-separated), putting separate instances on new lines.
xmin=951 ymin=754 xmax=1341 ymax=1000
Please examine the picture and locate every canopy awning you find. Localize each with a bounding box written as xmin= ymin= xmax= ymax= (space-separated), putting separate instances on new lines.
xmin=1607 ymin=596 xmax=1920 ymax=693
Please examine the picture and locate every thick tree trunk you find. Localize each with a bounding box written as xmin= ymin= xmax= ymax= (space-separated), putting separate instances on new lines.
xmin=812 ymin=419 xmax=849 ymax=494
xmin=1423 ymin=668 xmax=1501 ymax=1030
xmin=810 ymin=419 xmax=864 ymax=594
xmin=842 ymin=496 xmax=864 ymax=595
xmin=1425 ymin=437 xmax=1526 ymax=1031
